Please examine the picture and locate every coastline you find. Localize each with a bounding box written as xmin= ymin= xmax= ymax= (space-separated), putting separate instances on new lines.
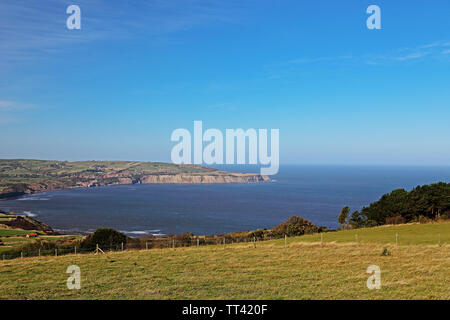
xmin=0 ymin=173 xmax=270 ymax=200
xmin=0 ymin=160 xmax=271 ymax=200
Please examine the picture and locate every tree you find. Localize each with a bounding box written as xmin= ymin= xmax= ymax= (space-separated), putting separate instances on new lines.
xmin=350 ymin=210 xmax=365 ymax=228
xmin=338 ymin=206 xmax=350 ymax=229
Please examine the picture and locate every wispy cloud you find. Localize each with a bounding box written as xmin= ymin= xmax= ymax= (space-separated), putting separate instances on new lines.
xmin=265 ymin=40 xmax=450 ymax=79
xmin=0 ymin=100 xmax=35 ymax=124
xmin=0 ymin=0 xmax=253 ymax=65
xmin=206 ymin=102 xmax=237 ymax=111
xmin=288 ymin=56 xmax=353 ymax=65
xmin=0 ymin=100 xmax=35 ymax=110
xmin=365 ymin=41 xmax=450 ymax=64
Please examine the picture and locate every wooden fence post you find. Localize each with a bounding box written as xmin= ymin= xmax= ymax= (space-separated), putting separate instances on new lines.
xmin=121 ymin=242 xmax=124 ymax=251
xmin=284 ymin=234 xmax=287 ymax=248
xmin=173 ymin=239 xmax=175 ymax=249
xmin=146 ymin=242 xmax=148 ymax=251
xmin=253 ymin=237 xmax=256 ymax=248
xmin=55 ymin=249 xmax=58 ymax=257
xmin=321 ymin=233 xmax=323 ymax=246
xmin=197 ymin=238 xmax=199 ymax=247
xmin=21 ymin=251 xmax=23 ymax=259
xmin=396 ymin=233 xmax=398 ymax=246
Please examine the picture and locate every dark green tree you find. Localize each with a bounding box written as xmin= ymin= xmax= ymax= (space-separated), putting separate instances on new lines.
xmin=350 ymin=210 xmax=365 ymax=228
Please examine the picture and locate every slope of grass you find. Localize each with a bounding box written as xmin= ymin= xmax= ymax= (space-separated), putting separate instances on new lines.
xmin=275 ymin=221 xmax=450 ymax=246
xmin=0 ymin=222 xmax=449 ymax=300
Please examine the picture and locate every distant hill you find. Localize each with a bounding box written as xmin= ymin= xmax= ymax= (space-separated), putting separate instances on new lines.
xmin=0 ymin=159 xmax=270 ymax=198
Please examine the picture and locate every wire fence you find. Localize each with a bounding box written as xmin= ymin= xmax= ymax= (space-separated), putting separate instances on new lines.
xmin=0 ymin=234 xmax=286 ymax=261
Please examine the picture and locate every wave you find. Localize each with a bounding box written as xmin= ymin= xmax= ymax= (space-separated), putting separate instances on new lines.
xmin=120 ymin=230 xmax=165 ymax=237
xmin=18 ymin=196 xmax=50 ymax=201
xmin=21 ymin=211 xmax=37 ymax=217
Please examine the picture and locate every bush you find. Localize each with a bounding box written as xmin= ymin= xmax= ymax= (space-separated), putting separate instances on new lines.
xmin=365 ymin=220 xmax=377 ymax=228
xmin=81 ymin=228 xmax=126 ymax=249
xmin=247 ymin=229 xmax=265 ymax=239
xmin=269 ymin=216 xmax=322 ymax=237
xmin=385 ymin=216 xmax=406 ymax=225
xmin=418 ymin=215 xmax=431 ymax=224
xmin=381 ymin=247 xmax=391 ymax=256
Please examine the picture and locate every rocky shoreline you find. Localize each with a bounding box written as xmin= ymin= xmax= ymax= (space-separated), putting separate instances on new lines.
xmin=0 ymin=173 xmax=270 ymax=199
xmin=0 ymin=160 xmax=271 ymax=199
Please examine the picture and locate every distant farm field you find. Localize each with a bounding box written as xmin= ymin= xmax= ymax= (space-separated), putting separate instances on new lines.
xmin=0 ymin=229 xmax=37 ymax=237
xmin=1 ymin=222 xmax=449 ymax=300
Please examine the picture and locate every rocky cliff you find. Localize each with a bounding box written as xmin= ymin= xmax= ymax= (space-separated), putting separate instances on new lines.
xmin=0 ymin=160 xmax=270 ymax=198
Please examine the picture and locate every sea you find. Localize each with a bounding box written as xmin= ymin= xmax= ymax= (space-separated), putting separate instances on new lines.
xmin=1 ymin=165 xmax=449 ymax=237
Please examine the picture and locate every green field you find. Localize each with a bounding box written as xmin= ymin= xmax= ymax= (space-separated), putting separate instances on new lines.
xmin=281 ymin=221 xmax=450 ymax=246
xmin=0 ymin=159 xmax=258 ymax=196
xmin=0 ymin=229 xmax=37 ymax=237
xmin=1 ymin=222 xmax=449 ymax=300
xmin=0 ymin=159 xmax=227 ymax=188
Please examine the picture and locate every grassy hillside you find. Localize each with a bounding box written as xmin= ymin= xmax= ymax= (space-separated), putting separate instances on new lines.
xmin=0 ymin=160 xmax=217 ymax=188
xmin=1 ymin=221 xmax=449 ymax=300
xmin=0 ymin=159 xmax=266 ymax=197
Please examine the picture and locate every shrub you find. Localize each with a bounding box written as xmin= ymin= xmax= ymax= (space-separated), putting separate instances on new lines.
xmin=381 ymin=247 xmax=391 ymax=256
xmin=81 ymin=228 xmax=126 ymax=249
xmin=418 ymin=215 xmax=431 ymax=224
xmin=385 ymin=216 xmax=406 ymax=225
xmin=247 ymin=229 xmax=266 ymax=239
xmin=365 ymin=220 xmax=377 ymax=228
xmin=270 ymin=216 xmax=321 ymax=237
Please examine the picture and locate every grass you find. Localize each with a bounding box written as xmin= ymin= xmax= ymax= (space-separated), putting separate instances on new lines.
xmin=273 ymin=221 xmax=450 ymax=246
xmin=0 ymin=229 xmax=37 ymax=237
xmin=0 ymin=159 xmax=255 ymax=195
xmin=0 ymin=222 xmax=449 ymax=300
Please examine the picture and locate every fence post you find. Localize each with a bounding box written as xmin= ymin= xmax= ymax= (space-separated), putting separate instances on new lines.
xmin=74 ymin=246 xmax=77 ymax=255
xmin=38 ymin=249 xmax=41 ymax=257
xmin=197 ymin=238 xmax=199 ymax=247
xmin=253 ymin=237 xmax=256 ymax=248
xmin=96 ymin=243 xmax=99 ymax=254
xmin=396 ymin=233 xmax=398 ymax=246
xmin=21 ymin=251 xmax=23 ymax=259
xmin=121 ymin=242 xmax=124 ymax=251
xmin=321 ymin=233 xmax=323 ymax=246
xmin=146 ymin=242 xmax=148 ymax=251
xmin=284 ymin=234 xmax=287 ymax=248
xmin=173 ymin=239 xmax=175 ymax=249
xmin=55 ymin=249 xmax=58 ymax=257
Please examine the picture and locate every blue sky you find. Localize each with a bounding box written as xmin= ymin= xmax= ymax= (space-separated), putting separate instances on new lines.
xmin=1 ymin=0 xmax=450 ymax=165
